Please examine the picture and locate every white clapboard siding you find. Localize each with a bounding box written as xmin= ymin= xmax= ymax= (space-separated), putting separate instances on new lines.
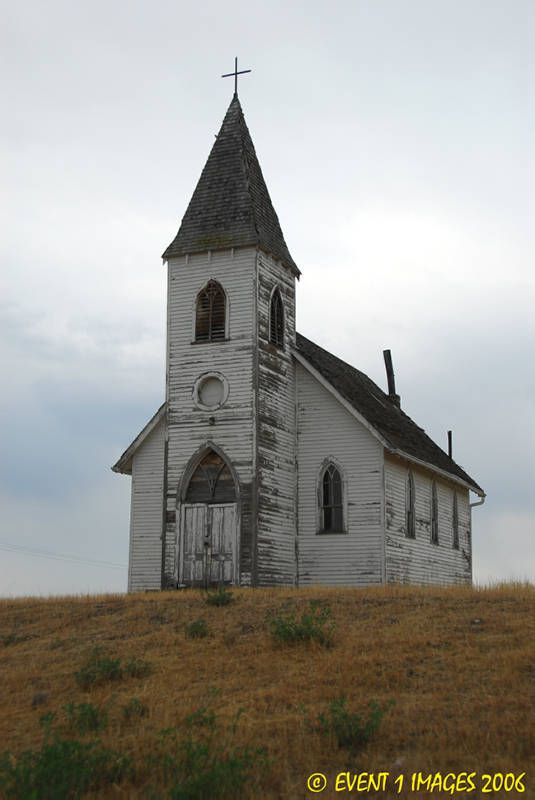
xmin=384 ymin=456 xmax=472 ymax=585
xmin=255 ymin=253 xmax=297 ymax=585
xmin=165 ymin=249 xmax=257 ymax=585
xmin=296 ymin=362 xmax=384 ymax=586
xmin=128 ymin=418 xmax=165 ymax=592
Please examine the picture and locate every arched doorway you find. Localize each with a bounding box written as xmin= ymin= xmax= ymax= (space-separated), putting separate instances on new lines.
xmin=179 ymin=449 xmax=238 ymax=587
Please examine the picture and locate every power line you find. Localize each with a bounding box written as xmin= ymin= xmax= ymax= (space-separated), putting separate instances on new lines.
xmin=0 ymin=541 xmax=127 ymax=570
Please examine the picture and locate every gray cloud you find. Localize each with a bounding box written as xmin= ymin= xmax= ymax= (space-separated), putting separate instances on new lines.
xmin=2 ymin=0 xmax=533 ymax=593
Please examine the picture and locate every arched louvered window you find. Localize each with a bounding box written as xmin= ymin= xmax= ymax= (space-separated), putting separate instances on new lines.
xmin=269 ymin=288 xmax=284 ymax=348
xmin=431 ymin=481 xmax=439 ymax=545
xmin=185 ymin=450 xmax=236 ymax=504
xmin=195 ymin=280 xmax=226 ymax=342
xmin=406 ymin=471 xmax=416 ymax=538
xmin=452 ymin=492 xmax=459 ymax=549
xmin=320 ymin=463 xmax=344 ymax=532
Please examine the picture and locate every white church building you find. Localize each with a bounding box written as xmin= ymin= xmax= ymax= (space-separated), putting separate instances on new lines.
xmin=113 ymin=91 xmax=484 ymax=592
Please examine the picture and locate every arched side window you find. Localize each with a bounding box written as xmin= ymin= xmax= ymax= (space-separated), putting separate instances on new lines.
xmin=185 ymin=450 xmax=236 ymax=504
xmin=319 ymin=463 xmax=344 ymax=532
xmin=452 ymin=492 xmax=459 ymax=549
xmin=431 ymin=481 xmax=439 ymax=545
xmin=406 ymin=470 xmax=416 ymax=538
xmin=195 ymin=280 xmax=226 ymax=342
xmin=269 ymin=288 xmax=284 ymax=348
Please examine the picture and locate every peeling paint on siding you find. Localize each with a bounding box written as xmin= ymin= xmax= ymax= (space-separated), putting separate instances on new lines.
xmin=255 ymin=253 xmax=297 ymax=586
xmin=165 ymin=248 xmax=257 ymax=586
xmin=384 ymin=456 xmax=472 ymax=585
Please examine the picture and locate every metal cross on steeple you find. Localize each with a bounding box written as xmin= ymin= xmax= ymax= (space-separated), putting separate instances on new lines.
xmin=221 ymin=57 xmax=251 ymax=98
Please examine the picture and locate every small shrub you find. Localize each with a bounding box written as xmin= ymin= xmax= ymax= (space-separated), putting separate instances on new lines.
xmin=64 ymin=702 xmax=107 ymax=734
xmin=166 ymin=739 xmax=263 ymax=800
xmin=185 ymin=705 xmax=216 ymax=730
xmin=317 ymin=697 xmax=392 ymax=754
xmin=150 ymin=710 xmax=265 ymax=800
xmin=74 ymin=648 xmax=151 ymax=690
xmin=0 ymin=738 xmax=130 ymax=799
xmin=122 ymin=697 xmax=148 ymax=722
xmin=39 ymin=712 xmax=56 ymax=732
xmin=185 ymin=619 xmax=209 ymax=639
xmin=124 ymin=657 xmax=152 ymax=679
xmin=269 ymin=602 xmax=334 ymax=647
xmin=1 ymin=632 xmax=31 ymax=646
xmin=205 ymin=587 xmax=235 ymax=607
xmin=75 ymin=647 xmax=123 ymax=690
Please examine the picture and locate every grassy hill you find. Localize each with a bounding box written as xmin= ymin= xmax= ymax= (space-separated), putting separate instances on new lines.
xmin=1 ymin=584 xmax=534 ymax=799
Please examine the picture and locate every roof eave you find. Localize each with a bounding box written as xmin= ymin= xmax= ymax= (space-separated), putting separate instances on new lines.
xmin=111 ymin=403 xmax=166 ymax=475
xmin=385 ymin=448 xmax=485 ymax=496
xmin=161 ymin=243 xmax=300 ymax=278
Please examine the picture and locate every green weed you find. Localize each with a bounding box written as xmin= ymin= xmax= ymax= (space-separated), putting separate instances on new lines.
xmin=185 ymin=619 xmax=209 ymax=639
xmin=0 ymin=738 xmax=130 ymax=800
xmin=124 ymin=657 xmax=152 ymax=679
xmin=149 ymin=702 xmax=264 ymax=800
xmin=269 ymin=602 xmax=335 ymax=647
xmin=1 ymin=632 xmax=31 ymax=646
xmin=317 ymin=697 xmax=392 ymax=754
xmin=122 ymin=697 xmax=148 ymax=722
xmin=74 ymin=647 xmax=122 ymax=690
xmin=74 ymin=647 xmax=151 ymax=689
xmin=64 ymin=702 xmax=107 ymax=734
xmin=205 ymin=587 xmax=235 ymax=607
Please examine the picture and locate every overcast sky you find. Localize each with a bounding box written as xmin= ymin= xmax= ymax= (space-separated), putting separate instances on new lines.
xmin=2 ymin=0 xmax=534 ymax=595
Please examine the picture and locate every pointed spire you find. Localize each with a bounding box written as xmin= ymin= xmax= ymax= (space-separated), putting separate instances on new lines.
xmin=162 ymin=96 xmax=299 ymax=276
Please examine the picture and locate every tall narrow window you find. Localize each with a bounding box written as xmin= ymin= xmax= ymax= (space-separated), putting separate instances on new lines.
xmin=406 ymin=471 xmax=415 ymax=538
xmin=320 ymin=463 xmax=343 ymax=532
xmin=195 ymin=280 xmax=226 ymax=342
xmin=452 ymin=492 xmax=459 ymax=549
xmin=431 ymin=481 xmax=439 ymax=545
xmin=269 ymin=288 xmax=284 ymax=348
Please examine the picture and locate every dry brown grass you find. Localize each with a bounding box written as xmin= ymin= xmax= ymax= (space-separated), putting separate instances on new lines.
xmin=1 ymin=583 xmax=534 ymax=799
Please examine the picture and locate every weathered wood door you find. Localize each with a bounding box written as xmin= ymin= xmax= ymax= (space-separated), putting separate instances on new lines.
xmin=180 ymin=503 xmax=237 ymax=587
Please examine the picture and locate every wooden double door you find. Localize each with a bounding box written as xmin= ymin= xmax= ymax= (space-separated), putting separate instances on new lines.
xmin=180 ymin=503 xmax=238 ymax=587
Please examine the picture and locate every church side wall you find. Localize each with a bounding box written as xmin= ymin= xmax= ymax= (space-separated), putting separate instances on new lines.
xmin=129 ymin=419 xmax=165 ymax=592
xmin=384 ymin=456 xmax=472 ymax=585
xmin=255 ymin=253 xmax=297 ymax=586
xmin=164 ymin=249 xmax=256 ymax=587
xmin=296 ymin=363 xmax=384 ymax=586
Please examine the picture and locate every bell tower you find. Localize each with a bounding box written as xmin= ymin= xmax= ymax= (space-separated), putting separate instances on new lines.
xmin=160 ymin=92 xmax=300 ymax=588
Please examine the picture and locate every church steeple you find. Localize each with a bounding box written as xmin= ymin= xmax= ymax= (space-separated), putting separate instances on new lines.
xmin=162 ymin=96 xmax=299 ymax=276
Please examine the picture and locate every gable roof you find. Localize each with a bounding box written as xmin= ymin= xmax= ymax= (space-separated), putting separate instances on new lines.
xmin=162 ymin=96 xmax=299 ymax=276
xmin=111 ymin=403 xmax=165 ymax=475
xmin=294 ymin=333 xmax=484 ymax=495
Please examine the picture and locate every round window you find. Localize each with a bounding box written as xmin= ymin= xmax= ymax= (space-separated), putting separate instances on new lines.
xmin=199 ymin=376 xmax=223 ymax=407
xmin=194 ymin=373 xmax=228 ymax=410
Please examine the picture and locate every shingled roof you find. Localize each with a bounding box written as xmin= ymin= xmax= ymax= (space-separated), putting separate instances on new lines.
xmin=163 ymin=96 xmax=299 ymax=276
xmin=295 ymin=333 xmax=484 ymax=494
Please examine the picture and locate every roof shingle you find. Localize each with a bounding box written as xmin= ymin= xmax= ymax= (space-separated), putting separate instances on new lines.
xmin=295 ymin=332 xmax=483 ymax=494
xmin=162 ymin=96 xmax=299 ymax=275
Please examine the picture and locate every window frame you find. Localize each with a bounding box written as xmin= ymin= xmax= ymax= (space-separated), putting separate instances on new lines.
xmin=269 ymin=286 xmax=285 ymax=349
xmin=431 ymin=480 xmax=439 ymax=545
xmin=194 ymin=279 xmax=228 ymax=343
xmin=317 ymin=460 xmax=346 ymax=534
xmin=452 ymin=491 xmax=459 ymax=550
xmin=406 ymin=470 xmax=416 ymax=539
